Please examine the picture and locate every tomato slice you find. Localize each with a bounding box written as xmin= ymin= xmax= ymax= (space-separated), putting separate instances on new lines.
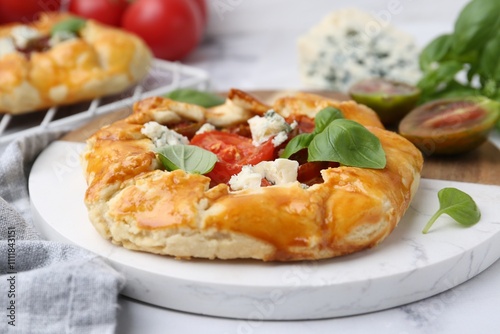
xmin=190 ymin=131 xmax=276 ymax=185
xmin=286 ymin=115 xmax=315 ymax=134
xmin=297 ymin=161 xmax=339 ymax=186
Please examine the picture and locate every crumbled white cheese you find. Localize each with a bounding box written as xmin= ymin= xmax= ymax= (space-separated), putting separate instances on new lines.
xmin=228 ymin=166 xmax=263 ymax=190
xmin=141 ymin=121 xmax=189 ymax=148
xmin=248 ymin=110 xmax=295 ymax=147
xmin=11 ymin=25 xmax=42 ymax=49
xmin=48 ymin=31 xmax=77 ymax=47
xmin=229 ymin=159 xmax=299 ymax=191
xmin=298 ymin=8 xmax=421 ymax=91
xmin=195 ymin=123 xmax=216 ymax=135
xmin=272 ymin=131 xmax=289 ymax=147
xmin=253 ymin=159 xmax=299 ymax=185
xmin=0 ymin=38 xmax=16 ymax=58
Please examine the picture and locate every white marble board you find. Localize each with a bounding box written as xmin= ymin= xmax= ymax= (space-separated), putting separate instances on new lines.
xmin=29 ymin=141 xmax=500 ymax=320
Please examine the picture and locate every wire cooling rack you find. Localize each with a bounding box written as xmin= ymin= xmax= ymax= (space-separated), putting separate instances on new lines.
xmin=0 ymin=59 xmax=209 ymax=148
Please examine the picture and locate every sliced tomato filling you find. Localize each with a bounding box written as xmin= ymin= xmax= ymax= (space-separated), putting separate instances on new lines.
xmin=170 ymin=120 xmax=203 ymax=139
xmin=191 ymin=114 xmax=340 ymax=188
xmin=190 ymin=131 xmax=276 ymax=186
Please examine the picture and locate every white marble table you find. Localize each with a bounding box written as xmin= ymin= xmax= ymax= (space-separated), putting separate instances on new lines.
xmin=116 ymin=1 xmax=500 ymax=332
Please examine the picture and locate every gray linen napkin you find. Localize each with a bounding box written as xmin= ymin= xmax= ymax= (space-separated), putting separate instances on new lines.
xmin=0 ymin=132 xmax=125 ymax=334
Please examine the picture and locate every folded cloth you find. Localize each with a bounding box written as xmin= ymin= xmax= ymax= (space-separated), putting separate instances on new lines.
xmin=0 ymin=132 xmax=125 ymax=334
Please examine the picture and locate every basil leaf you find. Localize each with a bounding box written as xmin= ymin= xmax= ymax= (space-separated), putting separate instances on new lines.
xmin=422 ymin=187 xmax=481 ymax=234
xmin=164 ymin=89 xmax=225 ymax=108
xmin=280 ymin=133 xmax=314 ymax=159
xmin=418 ymin=61 xmax=464 ymax=92
xmin=313 ymin=106 xmax=344 ymax=134
xmin=51 ymin=18 xmax=86 ymax=35
xmin=420 ymin=80 xmax=479 ymax=104
xmin=156 ymin=145 xmax=218 ymax=174
xmin=452 ymin=0 xmax=500 ymax=55
xmin=308 ymin=119 xmax=386 ymax=169
xmin=419 ymin=34 xmax=452 ymax=71
xmin=478 ymin=35 xmax=500 ymax=81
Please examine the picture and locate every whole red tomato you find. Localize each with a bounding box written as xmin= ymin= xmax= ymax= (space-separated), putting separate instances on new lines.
xmin=68 ymin=0 xmax=128 ymax=27
xmin=121 ymin=0 xmax=203 ymax=61
xmin=193 ymin=0 xmax=207 ymax=26
xmin=0 ymin=0 xmax=61 ymax=24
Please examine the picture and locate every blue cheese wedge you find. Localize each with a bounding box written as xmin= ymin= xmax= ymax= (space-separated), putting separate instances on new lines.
xmin=298 ymin=8 xmax=421 ymax=91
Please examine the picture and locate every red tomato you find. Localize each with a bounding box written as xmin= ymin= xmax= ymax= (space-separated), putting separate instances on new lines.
xmin=68 ymin=0 xmax=128 ymax=27
xmin=193 ymin=0 xmax=207 ymax=26
xmin=190 ymin=131 xmax=276 ymax=185
xmin=297 ymin=161 xmax=339 ymax=186
xmin=121 ymin=0 xmax=203 ymax=61
xmin=287 ymin=115 xmax=315 ymax=134
xmin=0 ymin=0 xmax=61 ymax=24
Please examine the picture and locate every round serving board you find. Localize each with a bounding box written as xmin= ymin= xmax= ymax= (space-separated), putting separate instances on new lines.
xmin=30 ymin=90 xmax=500 ymax=320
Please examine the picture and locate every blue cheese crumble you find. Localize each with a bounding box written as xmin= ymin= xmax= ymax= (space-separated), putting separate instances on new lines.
xmin=229 ymin=159 xmax=299 ymax=191
xmin=11 ymin=25 xmax=42 ymax=49
xmin=141 ymin=121 xmax=188 ymax=148
xmin=248 ymin=110 xmax=296 ymax=147
xmin=0 ymin=38 xmax=16 ymax=58
xmin=195 ymin=123 xmax=216 ymax=135
xmin=298 ymin=8 xmax=421 ymax=91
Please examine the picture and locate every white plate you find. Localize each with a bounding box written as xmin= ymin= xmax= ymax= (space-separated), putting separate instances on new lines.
xmin=29 ymin=141 xmax=500 ymax=320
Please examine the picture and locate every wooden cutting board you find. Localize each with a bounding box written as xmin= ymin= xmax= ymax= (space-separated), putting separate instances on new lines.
xmin=63 ymin=90 xmax=500 ymax=186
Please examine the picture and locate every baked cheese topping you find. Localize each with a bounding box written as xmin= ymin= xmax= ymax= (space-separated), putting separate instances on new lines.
xmin=11 ymin=25 xmax=42 ymax=49
xmin=0 ymin=38 xmax=16 ymax=57
xmin=195 ymin=123 xmax=216 ymax=135
xmin=141 ymin=121 xmax=189 ymax=148
xmin=248 ymin=110 xmax=297 ymax=147
xmin=298 ymin=8 xmax=421 ymax=91
xmin=229 ymin=159 xmax=299 ymax=191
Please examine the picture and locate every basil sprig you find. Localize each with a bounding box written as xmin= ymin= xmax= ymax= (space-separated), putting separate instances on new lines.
xmin=417 ymin=0 xmax=500 ymax=104
xmin=422 ymin=187 xmax=481 ymax=234
xmin=280 ymin=107 xmax=386 ymax=169
xmin=280 ymin=107 xmax=343 ymax=158
xmin=164 ymin=89 xmax=225 ymax=108
xmin=51 ymin=18 xmax=86 ymax=36
xmin=156 ymin=145 xmax=218 ymax=175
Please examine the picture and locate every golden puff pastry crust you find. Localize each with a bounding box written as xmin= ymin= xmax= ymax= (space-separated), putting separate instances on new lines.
xmin=82 ymin=90 xmax=423 ymax=261
xmin=0 ymin=13 xmax=152 ymax=114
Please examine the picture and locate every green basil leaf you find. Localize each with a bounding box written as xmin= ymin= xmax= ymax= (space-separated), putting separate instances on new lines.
xmin=280 ymin=133 xmax=314 ymax=159
xmin=164 ymin=89 xmax=225 ymax=108
xmin=308 ymin=119 xmax=386 ymax=169
xmin=478 ymin=35 xmax=500 ymax=81
xmin=452 ymin=0 xmax=500 ymax=55
xmin=419 ymin=34 xmax=453 ymax=71
xmin=420 ymin=80 xmax=479 ymax=104
xmin=156 ymin=145 xmax=218 ymax=174
xmin=422 ymin=187 xmax=481 ymax=234
xmin=51 ymin=18 xmax=86 ymax=35
xmin=418 ymin=61 xmax=464 ymax=91
xmin=313 ymin=106 xmax=344 ymax=134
